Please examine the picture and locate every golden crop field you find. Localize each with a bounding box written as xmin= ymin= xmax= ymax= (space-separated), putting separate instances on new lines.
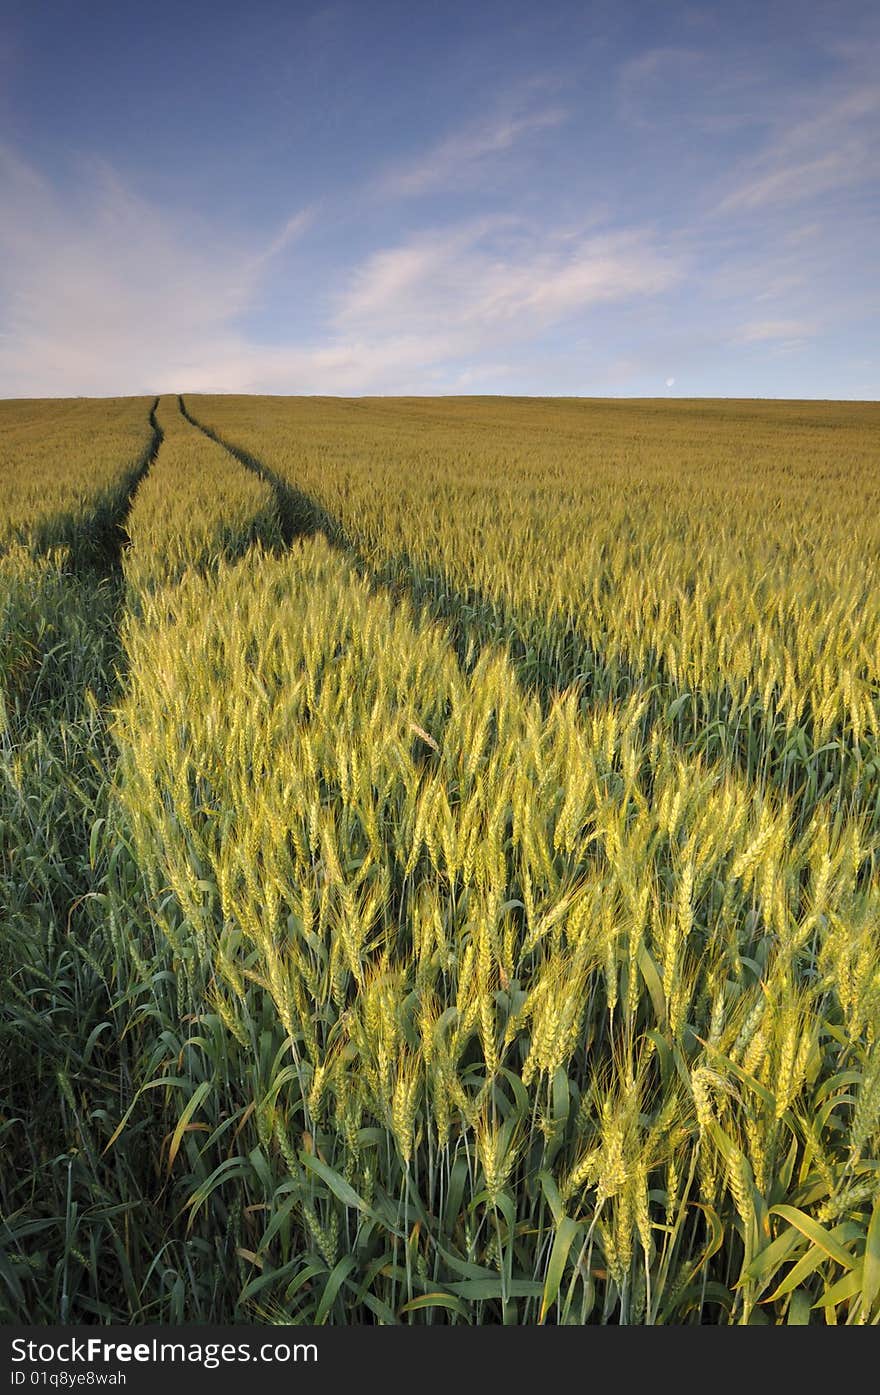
xmin=0 ymin=397 xmax=156 ymax=559
xmin=2 ymin=392 xmax=879 ymax=1326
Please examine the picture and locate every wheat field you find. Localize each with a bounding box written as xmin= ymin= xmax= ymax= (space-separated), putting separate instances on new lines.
xmin=2 ymin=392 xmax=879 ymax=1325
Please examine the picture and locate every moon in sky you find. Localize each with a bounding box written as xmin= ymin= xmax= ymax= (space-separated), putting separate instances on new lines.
xmin=665 ymin=377 xmax=675 ymax=387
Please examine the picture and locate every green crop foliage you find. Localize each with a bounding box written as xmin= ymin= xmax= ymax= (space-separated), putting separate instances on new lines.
xmin=2 ymin=393 xmax=879 ymax=1325
xmin=189 ymin=395 xmax=880 ymax=838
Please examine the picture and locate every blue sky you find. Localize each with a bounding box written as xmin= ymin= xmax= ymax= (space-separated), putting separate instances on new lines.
xmin=1 ymin=0 xmax=877 ymax=397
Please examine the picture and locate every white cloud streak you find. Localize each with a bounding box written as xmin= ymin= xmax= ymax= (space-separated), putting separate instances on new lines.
xmin=250 ymin=207 xmax=317 ymax=268
xmin=735 ymin=319 xmax=818 ymax=344
xmin=381 ymin=105 xmax=568 ymax=196
xmin=715 ymin=81 xmax=880 ymax=214
xmin=337 ymin=220 xmax=681 ymax=345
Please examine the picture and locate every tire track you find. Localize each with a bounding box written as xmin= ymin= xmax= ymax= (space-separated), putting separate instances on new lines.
xmin=63 ymin=396 xmax=164 ymax=578
xmin=0 ymin=394 xmax=167 ymax=1321
xmin=178 ymin=394 xmax=325 ymax=546
xmin=119 ymin=394 xmax=164 ymax=544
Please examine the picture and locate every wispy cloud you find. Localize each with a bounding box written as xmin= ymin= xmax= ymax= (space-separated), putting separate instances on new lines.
xmin=251 ymin=207 xmax=317 ymax=267
xmin=381 ymin=100 xmax=568 ymax=197
xmin=0 ymin=147 xmax=312 ymax=396
xmin=734 ymin=319 xmax=817 ymax=344
xmin=618 ymin=44 xmax=777 ymax=135
xmin=714 ymin=80 xmax=880 ymax=214
xmin=337 ymin=219 xmax=682 ymax=346
xmin=718 ymin=150 xmax=871 ymax=215
xmin=618 ymin=32 xmax=880 ymax=225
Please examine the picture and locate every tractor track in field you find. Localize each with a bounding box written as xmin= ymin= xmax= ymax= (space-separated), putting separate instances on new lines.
xmin=178 ymin=395 xmax=329 ymax=547
xmin=177 ymin=394 xmax=508 ymax=665
xmin=110 ymin=395 xmax=164 ymax=570
xmin=0 ymin=392 xmax=180 ymax=1324
xmin=39 ymin=396 xmax=163 ymax=579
